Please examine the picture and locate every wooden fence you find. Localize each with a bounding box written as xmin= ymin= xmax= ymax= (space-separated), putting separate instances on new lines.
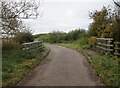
xmin=95 ymin=38 xmax=120 ymax=56
xmin=95 ymin=38 xmax=114 ymax=55
xmin=22 ymin=41 xmax=43 ymax=50
xmin=114 ymin=42 xmax=120 ymax=56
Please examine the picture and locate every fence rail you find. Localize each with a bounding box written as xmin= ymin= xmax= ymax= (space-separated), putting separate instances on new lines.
xmin=95 ymin=38 xmax=114 ymax=55
xmin=95 ymin=38 xmax=120 ymax=56
xmin=22 ymin=41 xmax=43 ymax=50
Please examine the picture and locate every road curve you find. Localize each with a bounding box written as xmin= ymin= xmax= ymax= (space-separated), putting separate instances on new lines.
xmin=18 ymin=44 xmax=101 ymax=86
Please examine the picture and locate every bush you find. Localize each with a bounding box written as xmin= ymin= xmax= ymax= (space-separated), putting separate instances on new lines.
xmin=2 ymin=41 xmax=22 ymax=51
xmin=49 ymin=31 xmax=64 ymax=43
xmin=75 ymin=37 xmax=89 ymax=45
xmin=89 ymin=36 xmax=97 ymax=49
xmin=13 ymin=32 xmax=34 ymax=44
xmin=36 ymin=34 xmax=50 ymax=42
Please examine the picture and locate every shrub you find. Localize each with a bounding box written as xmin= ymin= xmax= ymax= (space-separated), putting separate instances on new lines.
xmin=2 ymin=41 xmax=22 ymax=51
xmin=75 ymin=37 xmax=89 ymax=45
xmin=13 ymin=32 xmax=34 ymax=44
xmin=89 ymin=36 xmax=97 ymax=49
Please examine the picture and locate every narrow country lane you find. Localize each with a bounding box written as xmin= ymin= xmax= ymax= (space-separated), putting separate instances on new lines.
xmin=18 ymin=45 xmax=101 ymax=86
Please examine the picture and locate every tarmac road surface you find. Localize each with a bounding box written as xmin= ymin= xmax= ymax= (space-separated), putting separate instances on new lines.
xmin=18 ymin=44 xmax=101 ymax=86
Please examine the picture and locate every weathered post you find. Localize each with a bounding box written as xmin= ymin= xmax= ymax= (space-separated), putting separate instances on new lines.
xmin=114 ymin=42 xmax=120 ymax=56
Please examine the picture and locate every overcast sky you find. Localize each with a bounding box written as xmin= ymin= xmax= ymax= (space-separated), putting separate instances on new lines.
xmin=23 ymin=0 xmax=114 ymax=35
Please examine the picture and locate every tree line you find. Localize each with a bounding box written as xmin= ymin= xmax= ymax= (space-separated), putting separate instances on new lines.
xmin=37 ymin=29 xmax=88 ymax=44
xmin=37 ymin=1 xmax=120 ymax=44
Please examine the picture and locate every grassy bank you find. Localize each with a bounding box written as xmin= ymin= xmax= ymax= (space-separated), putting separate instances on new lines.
xmin=90 ymin=55 xmax=119 ymax=86
xmin=51 ymin=43 xmax=119 ymax=87
xmin=2 ymin=45 xmax=50 ymax=86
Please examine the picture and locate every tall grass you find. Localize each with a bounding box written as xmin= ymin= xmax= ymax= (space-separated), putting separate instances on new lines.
xmin=2 ymin=41 xmax=22 ymax=51
xmin=2 ymin=40 xmax=50 ymax=86
xmin=2 ymin=49 xmax=43 ymax=86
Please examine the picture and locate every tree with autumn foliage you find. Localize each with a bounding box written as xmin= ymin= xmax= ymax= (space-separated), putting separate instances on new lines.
xmin=88 ymin=6 xmax=113 ymax=38
xmin=88 ymin=6 xmax=120 ymax=41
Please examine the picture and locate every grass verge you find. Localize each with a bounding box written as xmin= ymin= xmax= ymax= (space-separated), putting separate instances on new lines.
xmin=90 ymin=55 xmax=119 ymax=87
xmin=2 ymin=45 xmax=50 ymax=86
xmin=50 ymin=43 xmax=85 ymax=53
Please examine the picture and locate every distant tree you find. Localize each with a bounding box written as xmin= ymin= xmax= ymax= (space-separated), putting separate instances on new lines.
xmin=49 ymin=30 xmax=64 ymax=43
xmin=64 ymin=29 xmax=87 ymax=42
xmin=38 ymin=34 xmax=50 ymax=42
xmin=35 ymin=29 xmax=88 ymax=43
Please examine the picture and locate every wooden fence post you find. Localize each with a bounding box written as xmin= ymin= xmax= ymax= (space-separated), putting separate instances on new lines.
xmin=114 ymin=42 xmax=120 ymax=56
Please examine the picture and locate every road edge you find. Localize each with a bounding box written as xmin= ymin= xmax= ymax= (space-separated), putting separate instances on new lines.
xmin=16 ymin=49 xmax=51 ymax=86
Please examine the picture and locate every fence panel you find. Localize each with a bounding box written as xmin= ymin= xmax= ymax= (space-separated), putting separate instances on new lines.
xmin=95 ymin=38 xmax=114 ymax=55
xmin=22 ymin=41 xmax=43 ymax=50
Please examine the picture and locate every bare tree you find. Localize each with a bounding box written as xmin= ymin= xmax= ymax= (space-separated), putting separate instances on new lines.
xmin=113 ymin=0 xmax=120 ymax=7
xmin=113 ymin=0 xmax=120 ymax=18
xmin=0 ymin=0 xmax=40 ymax=39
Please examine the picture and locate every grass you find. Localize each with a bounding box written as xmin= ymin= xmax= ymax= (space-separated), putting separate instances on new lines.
xmin=2 ymin=41 xmax=22 ymax=51
xmin=90 ymin=55 xmax=119 ymax=87
xmin=50 ymin=42 xmax=119 ymax=87
xmin=2 ymin=45 xmax=50 ymax=86
xmin=50 ymin=43 xmax=87 ymax=53
xmin=44 ymin=45 xmax=50 ymax=51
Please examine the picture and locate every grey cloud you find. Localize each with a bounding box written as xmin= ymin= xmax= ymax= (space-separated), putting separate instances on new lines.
xmin=23 ymin=0 xmax=113 ymax=34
